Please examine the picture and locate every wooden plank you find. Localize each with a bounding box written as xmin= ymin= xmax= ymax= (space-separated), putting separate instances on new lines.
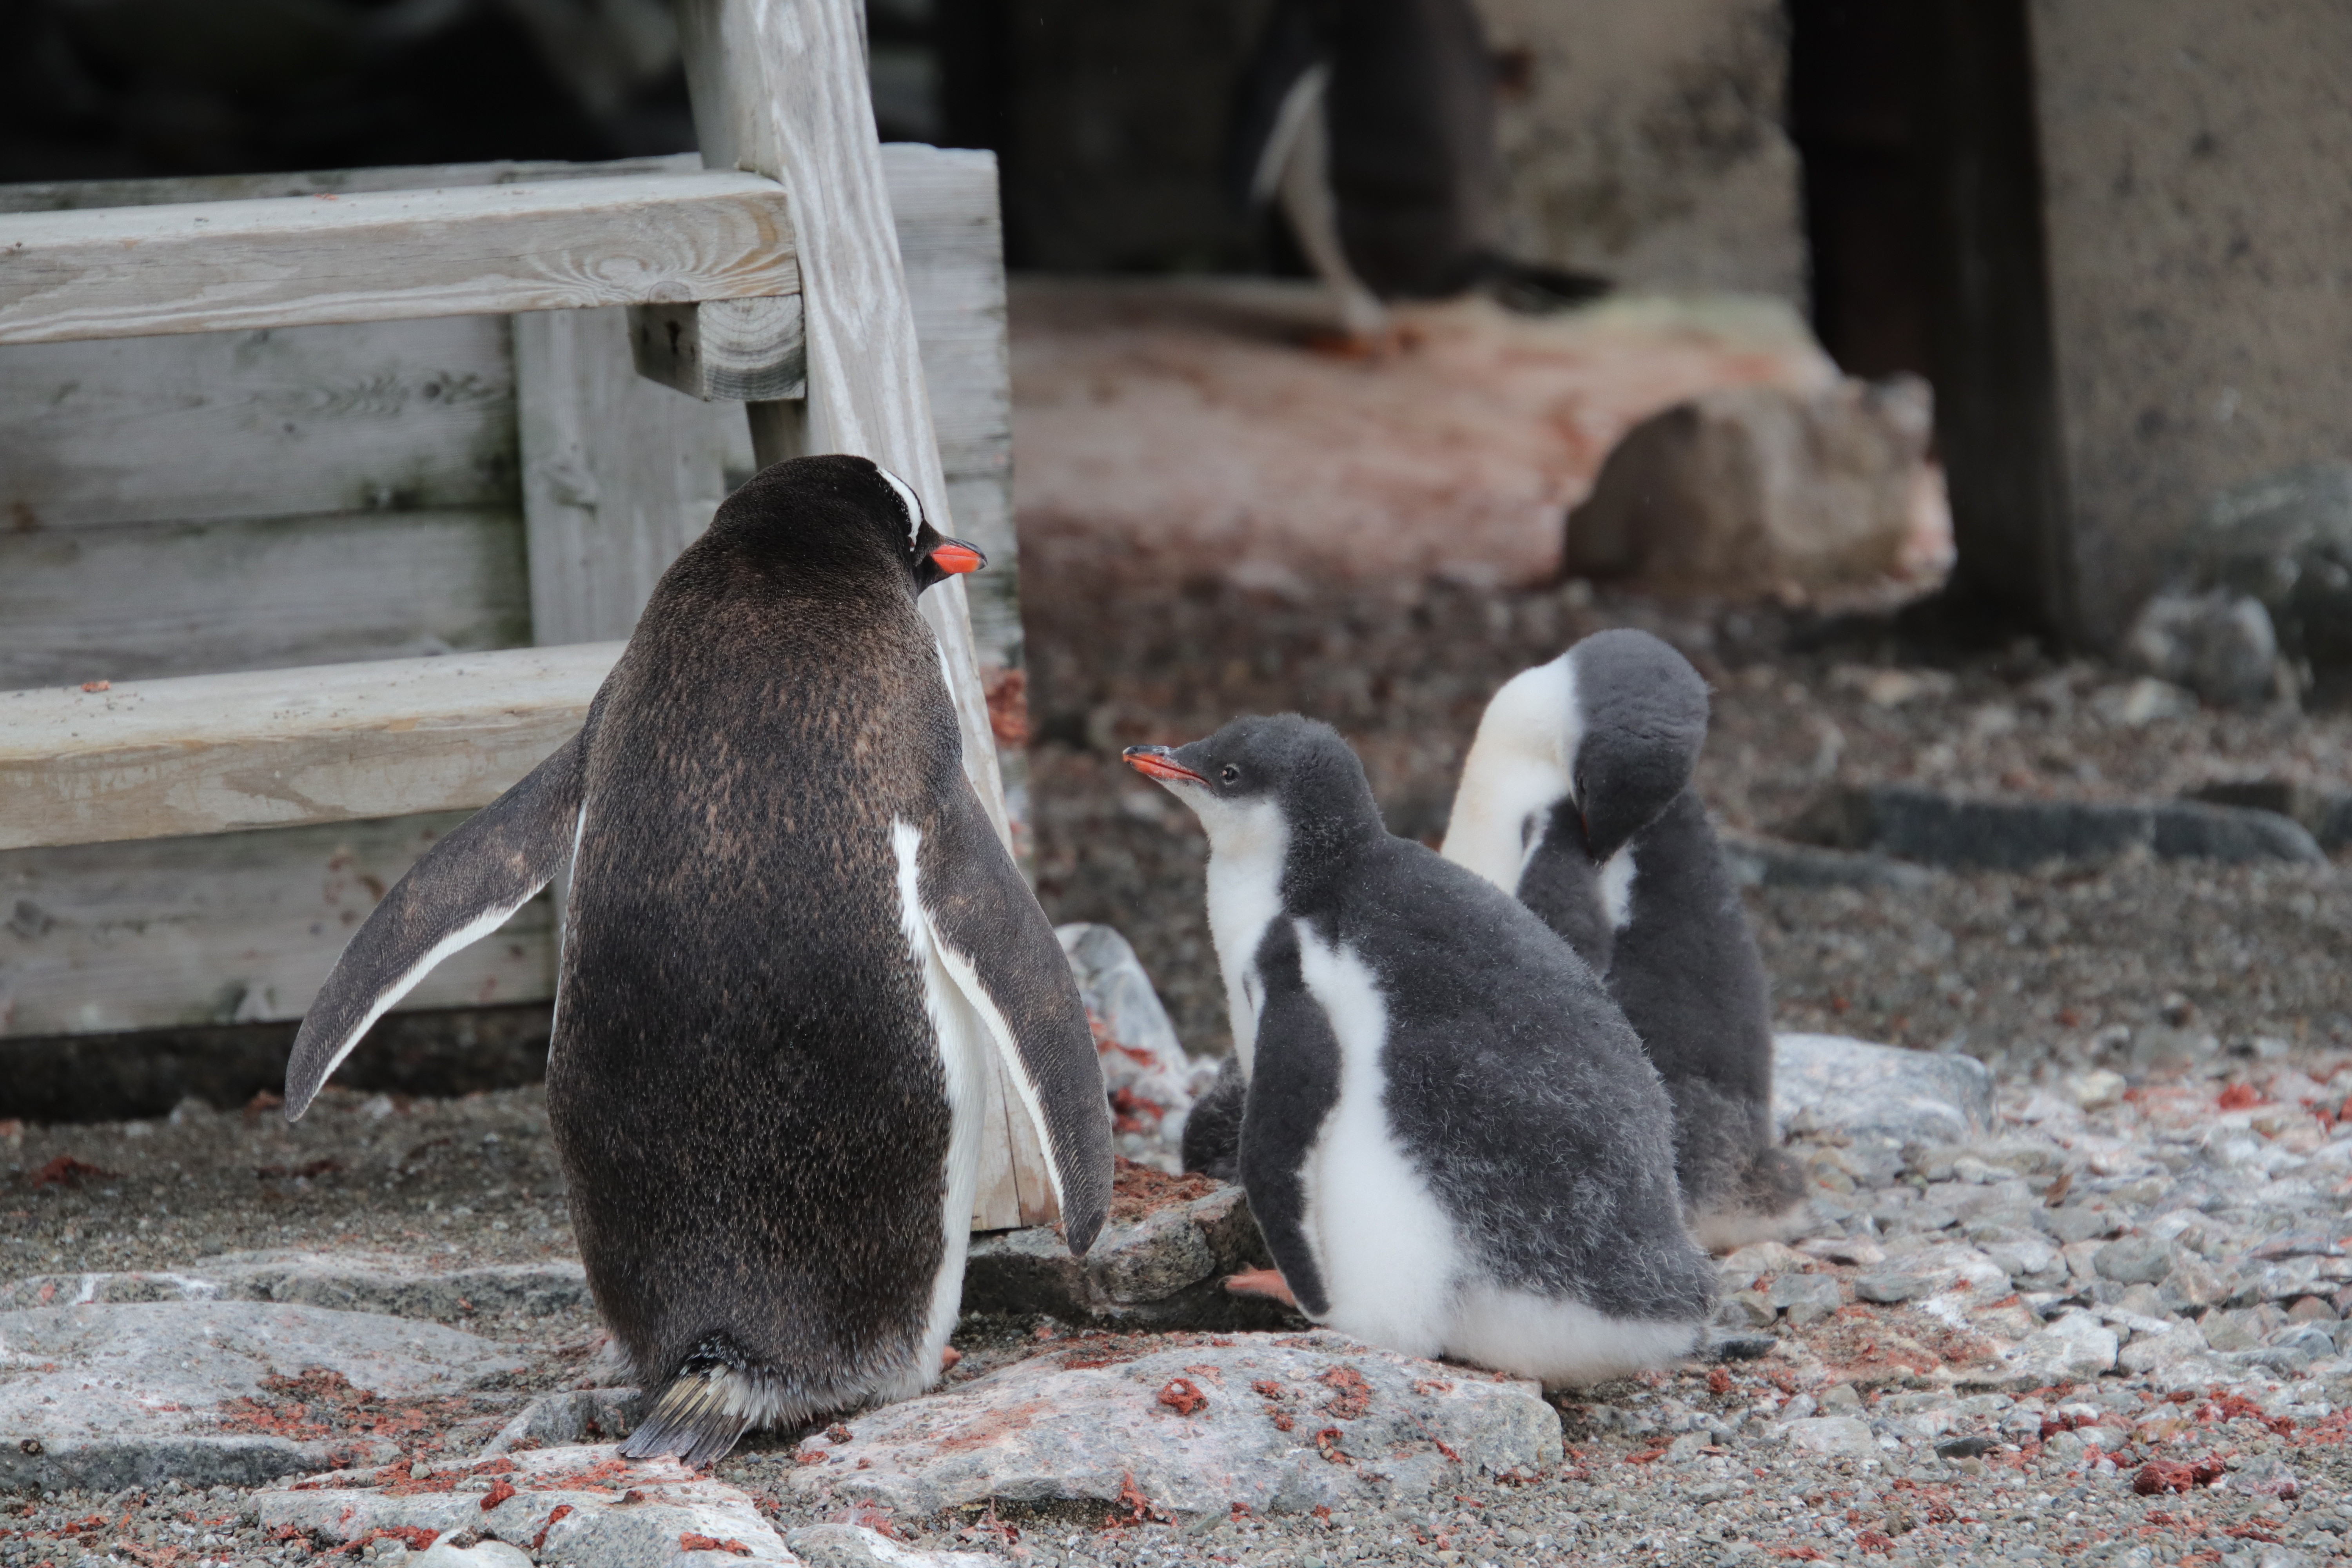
xmin=0 ymin=316 xmax=517 ymax=532
xmin=0 ymin=157 xmax=704 ymax=214
xmin=0 ymin=171 xmax=801 ymax=345
xmin=0 ymin=508 xmax=530 ymax=691
xmin=0 ymin=644 xmax=620 ymax=852
xmin=0 ymin=816 xmax=553 ymax=1037
xmin=517 ymin=307 xmax=739 ymax=644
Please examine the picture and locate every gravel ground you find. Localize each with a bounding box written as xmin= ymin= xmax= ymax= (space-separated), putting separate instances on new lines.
xmin=10 ymin=571 xmax=2352 ymax=1565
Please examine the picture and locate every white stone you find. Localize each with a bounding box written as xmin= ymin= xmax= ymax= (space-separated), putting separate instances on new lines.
xmin=1772 ymin=1034 xmax=1994 ymax=1145
xmin=785 ymin=1524 xmax=1000 ymax=1568
xmin=777 ymin=1331 xmax=1560 ymax=1517
xmin=1057 ymin=922 xmax=1220 ymax=1168
xmin=256 ymin=1443 xmax=795 ymax=1566
xmin=0 ymin=1299 xmax=524 ymax=1492
xmin=1780 ymin=1417 xmax=1881 ymax=1459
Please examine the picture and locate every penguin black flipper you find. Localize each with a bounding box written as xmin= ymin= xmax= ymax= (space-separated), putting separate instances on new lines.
xmin=283 ymin=731 xmax=586 ymax=1119
xmin=912 ymin=791 xmax=1114 ymax=1254
xmin=1232 ymin=920 xmax=1338 ymax=1318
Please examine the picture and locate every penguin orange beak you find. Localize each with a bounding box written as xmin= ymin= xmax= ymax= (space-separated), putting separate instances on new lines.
xmin=1122 ymin=745 xmax=1206 ymax=785
xmin=927 ymin=539 xmax=985 ymax=575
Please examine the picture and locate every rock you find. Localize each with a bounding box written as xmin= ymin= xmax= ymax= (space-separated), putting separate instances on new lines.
xmin=2158 ymin=1252 xmax=2238 ymax=1314
xmin=256 ymin=1443 xmax=794 ymax=1565
xmin=1996 ymin=1311 xmax=2120 ymax=1386
xmin=0 ymin=1252 xmax=592 ymax=1320
xmin=414 ymin=1542 xmax=535 ymax=1568
xmin=2185 ymin=779 xmax=2352 ymax=850
xmin=2117 ymin=1321 xmax=2211 ymax=1376
xmin=2149 ymin=802 xmax=2324 ymax=864
xmin=1718 ymin=833 xmax=1935 ymax=893
xmin=1785 ymin=785 xmax=2321 ymax=869
xmin=2094 ymin=1236 xmax=2177 ymax=1286
xmin=2123 ymin=588 xmax=2281 ymax=707
xmin=2040 ymin=1206 xmax=2124 ymax=1245
xmin=1563 ymin=375 xmax=1940 ymax=597
xmin=1772 ymin=1033 xmax=1994 ymax=1146
xmin=785 ymin=1524 xmax=999 ymax=1568
xmin=1780 ymin=1416 xmax=1881 ymax=1460
xmin=961 ymin=1171 xmax=1287 ymax=1330
xmin=0 ymin=1300 xmax=525 ymax=1492
xmin=776 ymin=1331 xmax=1560 ymax=1517
xmin=1768 ymin=1274 xmax=1841 ymax=1324
xmin=1058 ymin=923 xmax=1219 ymax=1169
xmin=2061 ymin=1071 xmax=2127 ymax=1111
xmin=1855 ymin=1270 xmax=1953 ymax=1305
xmin=2172 ymin=459 xmax=2352 ymax=675
xmin=1976 ymin=1232 xmax=2067 ymax=1291
xmin=479 ymin=1389 xmax=642 ymax=1457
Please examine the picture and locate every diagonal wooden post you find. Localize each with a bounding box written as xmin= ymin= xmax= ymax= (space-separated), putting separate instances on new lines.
xmin=673 ymin=0 xmax=1053 ymax=1228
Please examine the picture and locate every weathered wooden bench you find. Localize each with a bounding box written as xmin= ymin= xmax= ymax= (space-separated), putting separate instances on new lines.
xmin=0 ymin=0 xmax=1055 ymax=1228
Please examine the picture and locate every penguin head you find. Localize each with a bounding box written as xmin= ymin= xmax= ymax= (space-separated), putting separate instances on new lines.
xmin=700 ymin=454 xmax=985 ymax=596
xmin=1123 ymin=713 xmax=1383 ymax=860
xmin=1564 ymin=629 xmax=1709 ymax=860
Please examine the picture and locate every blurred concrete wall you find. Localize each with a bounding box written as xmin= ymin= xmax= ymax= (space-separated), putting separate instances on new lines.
xmin=2031 ymin=0 xmax=2352 ymax=644
xmin=1478 ymin=0 xmax=1806 ymax=304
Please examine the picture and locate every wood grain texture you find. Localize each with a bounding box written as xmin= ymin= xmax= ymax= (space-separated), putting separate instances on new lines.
xmin=676 ymin=0 xmax=1013 ymax=855
xmin=0 ymin=815 xmax=552 ymax=1036
xmin=0 ymin=156 xmax=704 ymax=213
xmin=0 ymin=314 xmax=517 ymax=532
xmin=0 ymin=508 xmax=531 ymax=690
xmin=517 ymin=307 xmax=739 ymax=645
xmin=627 ymin=296 xmax=808 ymax=401
xmin=0 ymin=172 xmax=800 ymax=344
xmin=0 ymin=644 xmax=619 ymax=852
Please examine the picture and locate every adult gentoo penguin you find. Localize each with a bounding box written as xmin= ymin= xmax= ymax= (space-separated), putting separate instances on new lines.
xmin=1230 ymin=0 xmax=1610 ymax=342
xmin=284 ymin=455 xmax=1112 ymax=1463
xmin=1443 ymin=628 xmax=1805 ymax=1250
xmin=1127 ymin=715 xmax=1713 ymax=1384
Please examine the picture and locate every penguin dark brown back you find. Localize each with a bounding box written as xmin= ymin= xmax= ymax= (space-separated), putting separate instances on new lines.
xmin=1443 ymin=629 xmax=1806 ymax=1249
xmin=284 ymin=455 xmax=1112 ymax=1463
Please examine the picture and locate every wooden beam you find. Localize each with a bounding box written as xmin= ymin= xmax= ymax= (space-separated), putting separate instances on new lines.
xmin=0 ymin=645 xmax=619 ymax=852
xmin=0 ymin=172 xmax=800 ymax=345
xmin=627 ymin=296 xmax=808 ymax=401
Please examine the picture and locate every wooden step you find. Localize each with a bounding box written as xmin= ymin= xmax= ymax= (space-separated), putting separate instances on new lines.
xmin=0 ymin=645 xmax=621 ymax=851
xmin=0 ymin=172 xmax=799 ymax=345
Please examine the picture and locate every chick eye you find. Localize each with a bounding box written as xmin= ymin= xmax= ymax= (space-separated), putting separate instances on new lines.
xmin=1220 ymin=764 xmax=1240 ymax=785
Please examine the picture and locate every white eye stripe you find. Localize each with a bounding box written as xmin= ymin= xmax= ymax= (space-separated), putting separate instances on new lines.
xmin=877 ymin=465 xmax=925 ymax=545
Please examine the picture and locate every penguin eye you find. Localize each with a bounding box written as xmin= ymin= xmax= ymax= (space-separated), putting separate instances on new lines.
xmin=1219 ymin=764 xmax=1240 ymax=786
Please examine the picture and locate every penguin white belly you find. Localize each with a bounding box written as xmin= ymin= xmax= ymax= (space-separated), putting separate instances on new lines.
xmin=1200 ymin=800 xmax=1289 ymax=1074
xmin=1292 ymin=923 xmax=1701 ymax=1387
xmin=891 ymin=821 xmax=993 ymax=1396
xmin=1446 ymin=1283 xmax=1701 ymax=1388
xmin=1293 ymin=926 xmax=1462 ymax=1357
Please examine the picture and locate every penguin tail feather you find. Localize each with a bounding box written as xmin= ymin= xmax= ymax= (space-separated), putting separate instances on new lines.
xmin=619 ymin=1335 xmax=764 ymax=1468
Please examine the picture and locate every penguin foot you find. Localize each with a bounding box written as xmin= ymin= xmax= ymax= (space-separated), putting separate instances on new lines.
xmin=1223 ymin=1267 xmax=1299 ymax=1307
xmin=940 ymin=1346 xmax=962 ymax=1372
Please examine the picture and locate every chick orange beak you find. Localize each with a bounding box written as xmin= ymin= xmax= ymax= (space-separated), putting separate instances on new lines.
xmin=928 ymin=539 xmax=985 ymax=575
xmin=1123 ymin=745 xmax=1206 ymax=785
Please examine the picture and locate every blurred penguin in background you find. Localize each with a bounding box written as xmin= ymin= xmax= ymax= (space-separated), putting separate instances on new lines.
xmin=1230 ymin=0 xmax=1610 ymax=346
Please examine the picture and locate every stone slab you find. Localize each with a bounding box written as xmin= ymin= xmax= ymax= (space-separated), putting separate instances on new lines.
xmin=1788 ymin=784 xmax=2321 ymax=870
xmin=962 ymin=1172 xmax=1287 ymax=1331
xmin=776 ymin=1331 xmax=1561 ymax=1517
xmin=257 ymin=1443 xmax=795 ymax=1566
xmin=1772 ymin=1033 xmax=1994 ymax=1146
xmin=0 ymin=1299 xmax=524 ymax=1491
